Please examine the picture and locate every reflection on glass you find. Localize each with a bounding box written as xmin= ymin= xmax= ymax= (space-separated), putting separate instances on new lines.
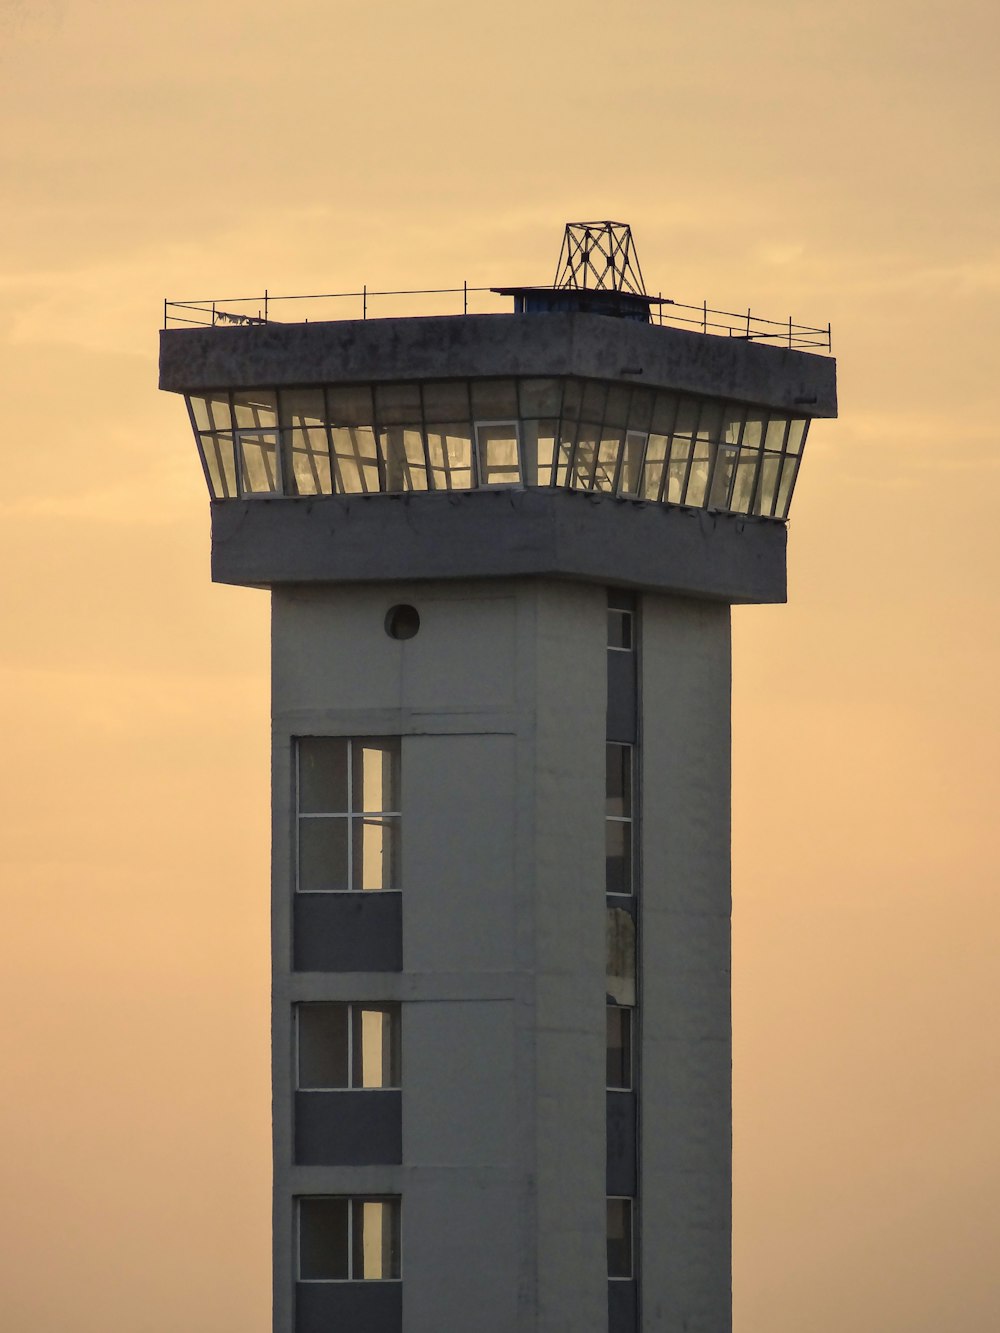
xmin=297 ymin=1003 xmax=400 ymax=1089
xmin=427 ymin=424 xmax=473 ymax=489
xmin=775 ymin=453 xmax=800 ymax=518
xmin=299 ymin=817 xmax=350 ymax=892
xmin=606 ymin=744 xmax=632 ymax=818
xmin=475 ymin=422 xmax=521 ymax=486
xmin=607 ymin=1198 xmax=633 ymax=1278
xmin=354 ymin=1199 xmax=401 ymax=1280
xmin=300 ymin=739 xmax=349 ymax=813
xmin=187 ymin=379 xmax=812 ymax=519
xmin=355 ymin=817 xmax=398 ymax=892
xmin=238 ymin=430 xmax=282 ymax=494
xmin=606 ymin=1006 xmax=632 ymax=1090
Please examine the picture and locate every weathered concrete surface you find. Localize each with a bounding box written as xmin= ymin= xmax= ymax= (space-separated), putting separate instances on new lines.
xmin=210 ymin=489 xmax=787 ymax=605
xmin=160 ymin=312 xmax=837 ymax=417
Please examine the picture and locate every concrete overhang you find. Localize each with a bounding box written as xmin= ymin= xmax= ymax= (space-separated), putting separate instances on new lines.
xmin=209 ymin=489 xmax=787 ymax=605
xmin=160 ymin=312 xmax=837 ymax=418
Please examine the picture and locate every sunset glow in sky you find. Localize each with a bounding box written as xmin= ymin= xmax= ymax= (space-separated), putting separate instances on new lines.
xmin=1 ymin=2 xmax=998 ymax=1330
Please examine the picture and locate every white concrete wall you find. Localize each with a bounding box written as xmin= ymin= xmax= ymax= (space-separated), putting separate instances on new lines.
xmin=270 ymin=579 xmax=608 ymax=1333
xmin=639 ymin=595 xmax=732 ymax=1333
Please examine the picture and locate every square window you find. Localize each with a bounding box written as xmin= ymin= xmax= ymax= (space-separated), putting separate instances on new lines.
xmin=297 ymin=1003 xmax=401 ymax=1089
xmin=475 ymin=421 xmax=522 ymax=487
xmin=298 ymin=1197 xmax=401 ymax=1282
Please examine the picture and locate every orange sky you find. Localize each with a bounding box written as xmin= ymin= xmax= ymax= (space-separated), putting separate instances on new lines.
xmin=1 ymin=2 xmax=998 ymax=1330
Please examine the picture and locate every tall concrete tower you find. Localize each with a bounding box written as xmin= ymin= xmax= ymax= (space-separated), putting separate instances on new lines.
xmin=160 ymin=223 xmax=837 ymax=1333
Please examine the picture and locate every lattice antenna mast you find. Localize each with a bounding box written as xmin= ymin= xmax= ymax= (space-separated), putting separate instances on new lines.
xmin=553 ymin=221 xmax=647 ymax=295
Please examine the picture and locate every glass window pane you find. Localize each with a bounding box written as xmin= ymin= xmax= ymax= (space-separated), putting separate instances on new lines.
xmin=289 ymin=427 xmax=333 ymax=496
xmin=764 ymin=415 xmax=789 ymax=451
xmin=299 ymin=1197 xmax=349 ymax=1281
xmin=327 ymin=385 xmax=374 ymax=427
xmin=785 ymin=419 xmax=809 ymax=454
xmin=641 ymin=433 xmax=668 ymax=501
xmin=374 ymin=383 xmax=421 ymax=425
xmin=606 ymin=1007 xmax=632 ymax=1090
xmin=721 ymin=404 xmax=745 ymax=446
xmin=352 ymin=1199 xmax=400 ymax=1280
xmin=606 ymin=820 xmax=632 ymax=896
xmin=559 ymin=377 xmax=583 ymax=425
xmin=471 ymin=379 xmax=517 ymax=418
xmin=604 ymin=385 xmax=631 ymax=430
xmin=379 ymin=427 xmax=426 ymax=492
xmin=238 ymin=431 xmax=282 ymax=495
xmin=233 ymin=389 xmax=277 ymax=430
xmin=280 ymin=388 xmax=325 ymax=429
xmin=299 ymin=817 xmax=350 ymax=892
xmin=607 ymin=1198 xmax=633 ymax=1278
xmin=580 ymin=381 xmax=607 ymax=422
xmin=426 ymin=424 xmax=473 ymax=490
xmin=198 ymin=432 xmax=237 ymax=498
xmin=626 ymin=387 xmax=654 ymax=433
xmin=683 ymin=439 xmax=712 ymax=507
xmin=475 ymin=422 xmax=521 ymax=486
xmin=665 ymin=437 xmax=690 ymax=505
xmin=672 ymin=396 xmax=700 ymax=440
xmin=619 ymin=431 xmax=645 ymax=497
xmin=354 ymin=817 xmax=398 ymax=892
xmin=593 ymin=430 xmax=622 ymax=492
xmin=522 ymin=419 xmax=558 ymax=486
xmin=741 ymin=408 xmax=766 ymax=451
xmin=606 ymin=744 xmax=632 ymax=817
xmin=571 ymin=423 xmax=600 ymax=490
xmin=755 ymin=454 xmax=781 ymax=516
xmin=352 ymin=1004 xmax=401 ymax=1088
xmin=518 ymin=377 xmax=562 ymax=417
xmin=331 ymin=426 xmax=380 ymax=494
xmin=650 ymin=390 xmax=679 ymax=435
xmin=709 ymin=443 xmax=738 ymax=509
xmin=696 ymin=400 xmax=725 ymax=446
xmin=299 ymin=739 xmax=349 ymax=813
xmin=729 ymin=448 xmax=759 ymax=514
xmin=775 ymin=453 xmax=801 ymax=518
xmin=190 ymin=393 xmax=232 ymax=432
xmin=355 ymin=739 xmax=400 ymax=813
xmin=606 ymin=907 xmax=636 ymax=1005
xmin=422 ymin=380 xmax=469 ymax=421
xmin=298 ymin=1004 xmax=349 ymax=1088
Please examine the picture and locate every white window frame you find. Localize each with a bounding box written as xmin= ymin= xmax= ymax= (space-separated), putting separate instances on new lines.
xmin=295 ymin=1002 xmax=401 ymax=1091
xmin=297 ymin=1195 xmax=402 ymax=1283
xmin=474 ymin=419 xmax=523 ymax=488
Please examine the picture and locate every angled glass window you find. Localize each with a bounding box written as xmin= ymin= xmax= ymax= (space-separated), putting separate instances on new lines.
xmin=236 ymin=429 xmax=282 ymax=495
xmin=297 ymin=1002 xmax=401 ymax=1089
xmin=475 ymin=421 xmax=521 ymax=487
xmin=296 ymin=738 xmax=400 ymax=892
xmin=298 ymin=1196 xmax=401 ymax=1281
xmin=607 ymin=1005 xmax=633 ymax=1091
xmin=607 ymin=1197 xmax=633 ymax=1279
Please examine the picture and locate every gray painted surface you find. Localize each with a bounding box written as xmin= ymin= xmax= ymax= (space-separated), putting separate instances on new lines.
xmin=159 ymin=311 xmax=837 ymax=416
xmin=640 ymin=596 xmax=733 ymax=1332
xmin=607 ymin=1091 xmax=638 ymax=1197
xmin=606 ymin=646 xmax=637 ymax=743
xmin=296 ymin=1281 xmax=401 ymax=1333
xmin=293 ymin=893 xmax=402 ymax=973
xmin=211 ymin=491 xmax=787 ymax=605
xmin=610 ymin=1281 xmax=639 ymax=1333
xmin=271 ymin=580 xmax=609 ymax=1332
xmin=295 ymin=1091 xmax=402 ymax=1165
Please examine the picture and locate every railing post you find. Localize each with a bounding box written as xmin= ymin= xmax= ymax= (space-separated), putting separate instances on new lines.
xmin=363 ymin=284 xmax=367 ymax=319
xmin=746 ymin=307 xmax=751 ymax=339
xmin=212 ymin=301 xmax=216 ymax=327
xmin=788 ymin=316 xmax=792 ymax=348
xmin=827 ymin=322 xmax=832 ymax=351
xmin=264 ymin=289 xmax=268 ymax=323
xmin=464 ymin=280 xmax=468 ymax=315
xmin=703 ymin=299 xmax=707 ymax=334
xmin=163 ymin=298 xmax=167 ymax=329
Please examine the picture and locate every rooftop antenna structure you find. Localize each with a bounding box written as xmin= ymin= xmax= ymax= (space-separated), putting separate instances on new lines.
xmin=553 ymin=221 xmax=647 ymax=295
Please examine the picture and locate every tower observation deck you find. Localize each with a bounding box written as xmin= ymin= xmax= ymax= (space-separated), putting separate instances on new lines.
xmin=160 ymin=223 xmax=837 ymax=1333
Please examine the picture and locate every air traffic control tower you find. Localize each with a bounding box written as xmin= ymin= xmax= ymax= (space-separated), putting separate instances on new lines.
xmin=159 ymin=223 xmax=837 ymax=1333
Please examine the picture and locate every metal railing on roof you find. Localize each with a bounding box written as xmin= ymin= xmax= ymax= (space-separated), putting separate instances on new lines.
xmin=162 ymin=285 xmax=832 ymax=352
